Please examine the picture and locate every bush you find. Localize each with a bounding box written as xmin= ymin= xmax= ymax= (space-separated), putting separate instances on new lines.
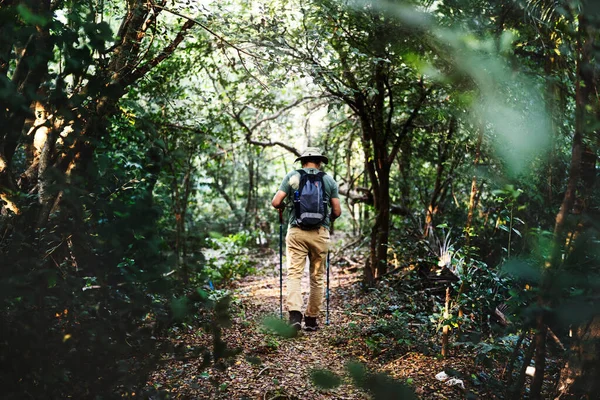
xmin=204 ymin=231 xmax=258 ymax=284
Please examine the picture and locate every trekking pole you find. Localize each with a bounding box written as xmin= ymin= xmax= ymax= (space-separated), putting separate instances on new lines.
xmin=278 ymin=207 xmax=284 ymax=320
xmin=326 ymin=249 xmax=330 ymax=326
xmin=326 ymin=220 xmax=333 ymax=326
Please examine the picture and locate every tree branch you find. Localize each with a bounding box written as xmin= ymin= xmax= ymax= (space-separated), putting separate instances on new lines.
xmin=246 ymin=139 xmax=300 ymax=157
xmin=387 ymin=87 xmax=431 ymax=165
xmin=152 ymin=3 xmax=263 ymax=60
xmin=338 ymin=185 xmax=409 ymax=215
xmin=248 ymin=97 xmax=316 ymax=132
xmin=120 ymin=19 xmax=195 ymax=88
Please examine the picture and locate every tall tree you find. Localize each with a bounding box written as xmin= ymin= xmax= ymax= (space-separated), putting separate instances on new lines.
xmin=256 ymin=0 xmax=434 ymax=280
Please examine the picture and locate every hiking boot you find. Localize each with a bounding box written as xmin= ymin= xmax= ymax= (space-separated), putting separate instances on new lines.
xmin=304 ymin=316 xmax=319 ymax=331
xmin=289 ymin=311 xmax=303 ymax=332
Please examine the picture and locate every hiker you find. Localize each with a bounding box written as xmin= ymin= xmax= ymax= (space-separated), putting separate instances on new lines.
xmin=271 ymin=147 xmax=342 ymax=332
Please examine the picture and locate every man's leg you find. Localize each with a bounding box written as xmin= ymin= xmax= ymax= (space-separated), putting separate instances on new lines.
xmin=286 ymin=227 xmax=308 ymax=329
xmin=305 ymin=227 xmax=330 ymax=327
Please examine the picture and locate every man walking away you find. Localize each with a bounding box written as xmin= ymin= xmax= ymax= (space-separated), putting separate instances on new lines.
xmin=271 ymin=147 xmax=342 ymax=332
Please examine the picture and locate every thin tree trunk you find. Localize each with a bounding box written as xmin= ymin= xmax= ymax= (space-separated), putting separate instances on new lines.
xmin=424 ymin=118 xmax=456 ymax=236
xmin=244 ymin=152 xmax=255 ymax=229
xmin=504 ymin=329 xmax=528 ymax=384
xmin=510 ymin=337 xmax=536 ymax=400
xmin=368 ymin=166 xmax=390 ymax=280
xmin=530 ymin=316 xmax=548 ymax=399
xmin=465 ymin=128 xmax=483 ymax=247
xmin=36 ymin=124 xmax=57 ymax=228
xmin=442 ymin=286 xmax=451 ymax=357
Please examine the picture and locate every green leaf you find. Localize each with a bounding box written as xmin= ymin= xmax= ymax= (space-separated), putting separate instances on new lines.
xmin=501 ymin=259 xmax=541 ymax=283
xmin=17 ymin=4 xmax=49 ymax=26
xmin=367 ymin=372 xmax=418 ymax=400
xmin=245 ymin=355 xmax=262 ymax=366
xmin=346 ymin=361 xmax=368 ymax=389
xmin=196 ymin=288 xmax=209 ymax=300
xmin=498 ymin=224 xmax=510 ymax=233
xmin=171 ymin=297 xmax=190 ymax=321
xmin=310 ymin=369 xmax=342 ymax=390
xmin=499 ymin=30 xmax=516 ymax=54
xmin=262 ymin=316 xmax=297 ymax=338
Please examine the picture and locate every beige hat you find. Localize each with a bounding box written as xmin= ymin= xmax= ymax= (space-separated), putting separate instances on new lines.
xmin=294 ymin=147 xmax=329 ymax=164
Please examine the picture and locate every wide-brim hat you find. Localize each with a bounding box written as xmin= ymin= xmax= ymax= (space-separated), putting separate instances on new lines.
xmin=294 ymin=147 xmax=329 ymax=164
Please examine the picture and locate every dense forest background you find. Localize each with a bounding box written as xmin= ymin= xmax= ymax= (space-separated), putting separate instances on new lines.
xmin=1 ymin=0 xmax=599 ymax=398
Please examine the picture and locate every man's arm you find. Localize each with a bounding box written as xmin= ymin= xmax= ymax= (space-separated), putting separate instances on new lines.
xmin=272 ymin=190 xmax=287 ymax=209
xmin=330 ymin=197 xmax=342 ymax=219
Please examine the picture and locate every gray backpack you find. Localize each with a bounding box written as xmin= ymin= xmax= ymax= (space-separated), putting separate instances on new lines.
xmin=293 ymin=170 xmax=327 ymax=229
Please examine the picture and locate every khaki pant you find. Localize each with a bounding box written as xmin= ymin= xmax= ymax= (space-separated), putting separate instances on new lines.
xmin=286 ymin=226 xmax=330 ymax=317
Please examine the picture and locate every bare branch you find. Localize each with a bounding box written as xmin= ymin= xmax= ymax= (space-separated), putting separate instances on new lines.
xmin=120 ymin=19 xmax=194 ymax=88
xmin=152 ymin=3 xmax=264 ymax=60
xmin=246 ymin=138 xmax=301 ymax=156
xmin=235 ymin=49 xmax=268 ymax=90
xmin=387 ymin=86 xmax=431 ymax=165
xmin=249 ymin=97 xmax=316 ymax=132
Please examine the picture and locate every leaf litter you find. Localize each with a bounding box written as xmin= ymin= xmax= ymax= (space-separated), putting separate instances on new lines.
xmin=146 ymin=245 xmax=503 ymax=399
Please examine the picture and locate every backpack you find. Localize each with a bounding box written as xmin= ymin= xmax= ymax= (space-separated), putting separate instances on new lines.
xmin=293 ymin=170 xmax=327 ymax=229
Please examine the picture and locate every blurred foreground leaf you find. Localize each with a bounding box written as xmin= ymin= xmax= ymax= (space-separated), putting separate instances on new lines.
xmin=310 ymin=369 xmax=342 ymax=389
xmin=171 ymin=297 xmax=190 ymax=321
xmin=262 ymin=316 xmax=297 ymax=338
xmin=347 ymin=361 xmax=417 ymax=400
xmin=502 ymin=259 xmax=542 ymax=284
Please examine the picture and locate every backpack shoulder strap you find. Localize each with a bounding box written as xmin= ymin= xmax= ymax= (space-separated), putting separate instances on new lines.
xmin=296 ymin=169 xmax=307 ymax=176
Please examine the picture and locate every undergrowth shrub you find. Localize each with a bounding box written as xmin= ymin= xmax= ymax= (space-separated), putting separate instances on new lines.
xmin=204 ymin=231 xmax=258 ymax=284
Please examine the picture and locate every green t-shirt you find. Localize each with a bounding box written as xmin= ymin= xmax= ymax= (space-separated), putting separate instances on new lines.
xmin=278 ymin=167 xmax=339 ymax=229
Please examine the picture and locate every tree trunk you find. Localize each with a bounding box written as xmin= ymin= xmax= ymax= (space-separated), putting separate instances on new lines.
xmin=552 ymin=11 xmax=600 ymax=398
xmin=244 ymin=151 xmax=255 ymax=229
xmin=442 ymin=286 xmax=451 ymax=357
xmin=530 ymin=315 xmax=548 ymax=399
xmin=510 ymin=337 xmax=536 ymax=400
xmin=368 ymin=167 xmax=390 ymax=279
xmin=424 ymin=118 xmax=456 ymax=236
xmin=465 ymin=128 xmax=483 ymax=246
xmin=556 ymin=317 xmax=600 ymax=399
xmin=458 ymin=127 xmax=483 ymax=320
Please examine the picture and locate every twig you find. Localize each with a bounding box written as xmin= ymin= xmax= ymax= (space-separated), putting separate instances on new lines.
xmin=82 ymin=285 xmax=102 ymax=291
xmin=151 ymin=3 xmax=264 ymax=60
xmin=43 ymin=234 xmax=73 ymax=259
xmin=256 ymin=366 xmax=270 ymax=378
xmin=547 ymin=326 xmax=566 ymax=351
xmin=331 ymin=309 xmax=370 ymax=318
xmin=236 ymin=49 xmax=268 ymax=90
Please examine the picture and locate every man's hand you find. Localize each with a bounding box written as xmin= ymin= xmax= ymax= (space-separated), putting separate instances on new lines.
xmin=271 ymin=190 xmax=287 ymax=209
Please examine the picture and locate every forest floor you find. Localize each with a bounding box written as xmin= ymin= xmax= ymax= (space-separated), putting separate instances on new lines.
xmin=146 ymin=235 xmax=502 ymax=399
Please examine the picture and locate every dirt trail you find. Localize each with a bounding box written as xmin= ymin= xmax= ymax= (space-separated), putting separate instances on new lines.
xmin=146 ymin=236 xmax=485 ymax=400
xmin=148 ymin=235 xmax=369 ymax=399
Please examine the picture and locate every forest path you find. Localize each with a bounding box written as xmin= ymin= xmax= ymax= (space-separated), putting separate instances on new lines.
xmin=147 ymin=236 xmax=479 ymax=399
xmin=148 ymin=233 xmax=371 ymax=399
